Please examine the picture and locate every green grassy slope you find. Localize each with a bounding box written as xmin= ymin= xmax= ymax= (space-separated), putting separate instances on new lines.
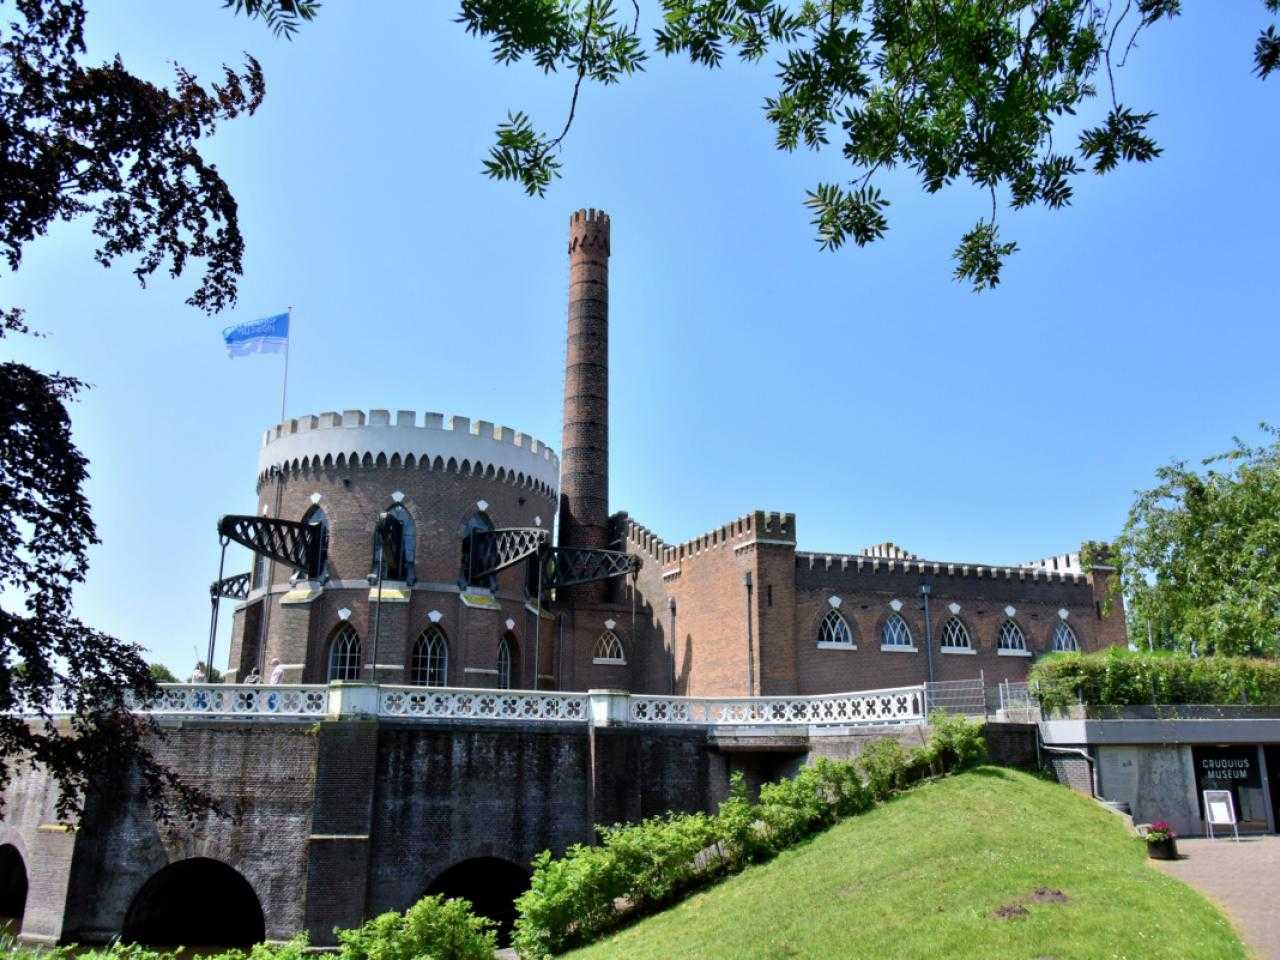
xmin=565 ymin=767 xmax=1246 ymax=960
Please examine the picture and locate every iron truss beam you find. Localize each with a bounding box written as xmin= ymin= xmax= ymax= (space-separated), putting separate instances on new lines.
xmin=538 ymin=546 xmax=641 ymax=591
xmin=217 ymin=514 xmax=327 ymax=580
xmin=210 ymin=571 xmax=251 ymax=601
xmin=469 ymin=527 xmax=550 ymax=579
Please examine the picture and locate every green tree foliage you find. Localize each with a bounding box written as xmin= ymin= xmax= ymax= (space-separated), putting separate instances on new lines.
xmin=1102 ymin=427 xmax=1280 ymax=657
xmin=233 ymin=0 xmax=1278 ymax=290
xmin=1 ymin=0 xmax=263 ymax=819
xmin=148 ymin=663 xmax=179 ymax=684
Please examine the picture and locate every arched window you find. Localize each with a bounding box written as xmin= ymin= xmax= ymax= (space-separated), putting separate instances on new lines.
xmin=1051 ymin=622 xmax=1079 ymax=652
xmin=940 ymin=617 xmax=972 ymax=650
xmin=251 ymin=550 xmax=269 ymax=591
xmin=460 ymin=512 xmax=496 ymax=589
xmin=328 ymin=624 xmax=361 ymax=681
xmin=411 ymin=626 xmax=448 ymax=686
xmin=882 ymin=613 xmax=913 ymax=648
xmin=497 ymin=634 xmax=518 ymax=689
xmin=302 ymin=505 xmax=330 ymax=579
xmin=817 ymin=610 xmax=854 ymax=647
xmin=997 ymin=619 xmax=1027 ymax=652
xmin=372 ymin=504 xmax=415 ymax=583
xmin=593 ymin=631 xmax=626 ymax=664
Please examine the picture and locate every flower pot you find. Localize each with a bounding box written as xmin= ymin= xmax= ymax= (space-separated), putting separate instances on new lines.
xmin=1147 ymin=836 xmax=1178 ymax=860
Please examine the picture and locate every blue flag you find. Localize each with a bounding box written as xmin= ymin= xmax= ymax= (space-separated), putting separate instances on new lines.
xmin=223 ymin=312 xmax=289 ymax=357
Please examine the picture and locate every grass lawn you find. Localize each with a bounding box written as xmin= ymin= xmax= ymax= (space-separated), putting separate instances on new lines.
xmin=564 ymin=766 xmax=1246 ymax=960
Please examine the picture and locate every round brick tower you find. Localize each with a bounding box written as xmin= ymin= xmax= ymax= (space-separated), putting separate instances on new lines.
xmin=559 ymin=209 xmax=611 ymax=557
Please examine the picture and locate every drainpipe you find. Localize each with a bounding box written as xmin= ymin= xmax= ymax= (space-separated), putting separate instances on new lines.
xmin=920 ymin=584 xmax=936 ymax=688
xmin=668 ymin=596 xmax=677 ymax=695
xmin=1041 ymin=743 xmax=1098 ymax=798
xmin=371 ymin=513 xmax=388 ymax=686
xmin=743 ymin=571 xmax=755 ymax=695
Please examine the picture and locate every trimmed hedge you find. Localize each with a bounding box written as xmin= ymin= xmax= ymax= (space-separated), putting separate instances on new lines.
xmin=1029 ymin=647 xmax=1280 ymax=711
xmin=512 ymin=713 xmax=987 ymax=959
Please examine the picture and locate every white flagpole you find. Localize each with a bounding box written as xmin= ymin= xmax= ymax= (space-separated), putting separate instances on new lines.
xmin=280 ymin=306 xmax=293 ymax=421
xmin=257 ymin=306 xmax=292 ymax=679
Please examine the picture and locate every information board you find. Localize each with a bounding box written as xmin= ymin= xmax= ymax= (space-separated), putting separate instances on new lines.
xmin=1203 ymin=789 xmax=1239 ymax=840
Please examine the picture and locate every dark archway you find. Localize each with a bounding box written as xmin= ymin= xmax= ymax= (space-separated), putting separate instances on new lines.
xmin=122 ymin=858 xmax=265 ymax=947
xmin=425 ymin=857 xmax=530 ymax=946
xmin=0 ymin=844 xmax=28 ymax=932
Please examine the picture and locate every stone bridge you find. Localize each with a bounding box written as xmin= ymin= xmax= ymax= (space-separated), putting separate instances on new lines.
xmin=1 ymin=682 xmax=990 ymax=947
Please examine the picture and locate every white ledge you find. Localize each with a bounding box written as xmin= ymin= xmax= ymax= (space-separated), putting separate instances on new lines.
xmin=998 ymin=648 xmax=1033 ymax=657
xmin=592 ymin=658 xmax=627 ymax=666
xmin=940 ymin=647 xmax=976 ymax=655
xmin=817 ymin=642 xmax=857 ymax=651
xmin=880 ymin=645 xmax=918 ymax=654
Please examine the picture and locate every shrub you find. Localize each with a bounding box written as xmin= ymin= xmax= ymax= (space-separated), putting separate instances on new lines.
xmin=1029 ymin=647 xmax=1280 ymax=711
xmin=713 ymin=771 xmax=771 ymax=867
xmin=927 ymin=711 xmax=988 ymax=770
xmin=600 ymin=810 xmax=721 ymax=907
xmin=855 ymin=738 xmax=908 ymax=801
xmin=337 ymin=894 xmax=495 ymax=960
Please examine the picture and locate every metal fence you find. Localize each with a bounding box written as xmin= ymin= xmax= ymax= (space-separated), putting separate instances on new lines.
xmin=925 ymin=678 xmax=988 ymax=717
xmin=997 ymin=681 xmax=1042 ymax=722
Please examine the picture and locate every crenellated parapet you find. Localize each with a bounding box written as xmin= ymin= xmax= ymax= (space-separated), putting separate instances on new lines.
xmin=256 ymin=409 xmax=560 ymax=498
xmin=658 ymin=510 xmax=796 ymax=566
xmin=796 ymin=550 xmax=1088 ymax=585
xmin=625 ymin=517 xmax=669 ymax=561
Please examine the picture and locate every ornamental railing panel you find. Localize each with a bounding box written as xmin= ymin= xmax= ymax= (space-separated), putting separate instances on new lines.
xmin=377 ymin=686 xmax=589 ymax=723
xmin=128 ymin=684 xmax=329 ymax=717
xmin=628 ymin=685 xmax=927 ymax=727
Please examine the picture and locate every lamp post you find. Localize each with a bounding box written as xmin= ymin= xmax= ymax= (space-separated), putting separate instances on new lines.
xmin=371 ymin=512 xmax=391 ymax=687
xmin=920 ymin=583 xmax=936 ymax=689
xmin=743 ymin=571 xmax=755 ymax=695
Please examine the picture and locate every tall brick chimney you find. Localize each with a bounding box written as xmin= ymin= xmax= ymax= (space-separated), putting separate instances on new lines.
xmin=559 ymin=209 xmax=611 ymax=557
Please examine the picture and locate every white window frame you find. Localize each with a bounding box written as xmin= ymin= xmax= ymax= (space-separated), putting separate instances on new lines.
xmin=1051 ymin=621 xmax=1079 ymax=652
xmin=817 ymin=609 xmax=856 ymax=650
xmin=997 ymin=619 xmax=1032 ymax=657
xmin=411 ymin=626 xmax=449 ymax=686
xmin=881 ymin=613 xmax=916 ymax=652
xmin=592 ymin=630 xmax=627 ymax=665
xmin=939 ymin=617 xmax=975 ymax=655
xmin=328 ymin=624 xmax=362 ymax=681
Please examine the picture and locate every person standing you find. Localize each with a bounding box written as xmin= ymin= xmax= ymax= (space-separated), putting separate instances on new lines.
xmin=268 ymin=658 xmax=285 ymax=685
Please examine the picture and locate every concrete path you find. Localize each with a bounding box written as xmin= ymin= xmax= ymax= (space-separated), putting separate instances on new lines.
xmin=1152 ymin=836 xmax=1280 ymax=960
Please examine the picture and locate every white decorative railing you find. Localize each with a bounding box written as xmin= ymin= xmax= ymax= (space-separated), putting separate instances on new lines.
xmin=378 ymin=686 xmax=589 ymax=723
xmin=128 ymin=684 xmax=329 ymax=717
xmin=47 ymin=682 xmax=925 ymax=728
xmin=628 ymin=685 xmax=927 ymax=727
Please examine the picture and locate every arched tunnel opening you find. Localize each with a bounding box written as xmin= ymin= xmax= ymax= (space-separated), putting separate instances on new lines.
xmin=425 ymin=857 xmax=530 ymax=947
xmin=0 ymin=844 xmax=28 ymax=932
xmin=122 ymin=857 xmax=265 ymax=947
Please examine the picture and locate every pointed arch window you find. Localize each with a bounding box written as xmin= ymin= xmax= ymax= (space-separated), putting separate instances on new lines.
xmin=817 ymin=610 xmax=854 ymax=648
xmin=997 ymin=619 xmax=1028 ymax=653
xmin=593 ymin=631 xmax=626 ymax=664
xmin=411 ymin=626 xmax=448 ymax=686
xmin=328 ymin=624 xmax=361 ymax=681
xmin=460 ymin=512 xmax=496 ymax=589
xmin=1051 ymin=622 xmax=1079 ymax=652
xmin=497 ymin=634 xmax=518 ymax=690
xmin=940 ymin=617 xmax=972 ymax=651
xmin=302 ymin=505 xmax=330 ymax=580
xmin=372 ymin=504 xmax=415 ymax=583
xmin=882 ymin=613 xmax=913 ymax=648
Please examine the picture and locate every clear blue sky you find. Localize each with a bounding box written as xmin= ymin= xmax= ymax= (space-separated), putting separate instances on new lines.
xmin=7 ymin=3 xmax=1278 ymax=674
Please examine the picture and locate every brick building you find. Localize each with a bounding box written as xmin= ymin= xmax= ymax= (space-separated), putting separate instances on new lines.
xmin=226 ymin=208 xmax=1126 ymax=695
